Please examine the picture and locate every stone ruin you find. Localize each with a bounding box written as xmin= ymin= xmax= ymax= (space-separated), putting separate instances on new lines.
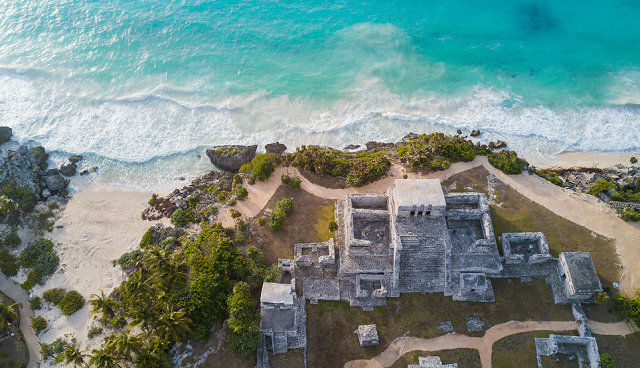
xmin=535 ymin=334 xmax=600 ymax=368
xmin=408 ymin=356 xmax=458 ymax=368
xmin=258 ymin=179 xmax=605 ymax=360
xmin=355 ymin=324 xmax=379 ymax=346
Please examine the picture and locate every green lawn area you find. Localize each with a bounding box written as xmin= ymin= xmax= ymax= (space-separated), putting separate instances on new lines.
xmin=595 ymin=332 xmax=640 ymax=368
xmin=389 ymin=348 xmax=480 ymax=368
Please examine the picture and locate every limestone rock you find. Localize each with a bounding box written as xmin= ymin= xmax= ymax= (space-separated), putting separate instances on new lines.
xmin=68 ymin=155 xmax=83 ymax=163
xmin=343 ymin=144 xmax=361 ymax=150
xmin=26 ymin=146 xmax=49 ymax=170
xmin=59 ymin=162 xmax=77 ymax=176
xmin=470 ymin=130 xmax=481 ymax=137
xmin=265 ymin=142 xmax=287 ymax=155
xmin=365 ymin=141 xmax=396 ymax=150
xmin=45 ymin=174 xmax=68 ymax=191
xmin=489 ymin=140 xmax=507 ymax=149
xmin=456 ymin=129 xmax=462 ymax=135
xmin=205 ymin=145 xmax=257 ymax=172
xmin=402 ymin=132 xmax=419 ymax=142
xmin=0 ymin=126 xmax=12 ymax=143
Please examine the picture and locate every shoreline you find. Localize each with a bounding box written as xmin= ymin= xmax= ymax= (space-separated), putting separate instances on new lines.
xmin=526 ymin=151 xmax=638 ymax=169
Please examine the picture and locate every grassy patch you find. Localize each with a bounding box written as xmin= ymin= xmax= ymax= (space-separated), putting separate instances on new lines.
xmin=250 ymin=185 xmax=335 ymax=264
xmin=492 ymin=330 xmax=577 ymax=368
xmin=269 ymin=348 xmax=305 ymax=368
xmin=389 ymin=349 xmax=481 ymax=368
xmin=0 ymin=331 xmax=28 ymax=368
xmin=595 ymin=332 xmax=640 ymax=368
xmin=307 ymin=280 xmax=573 ymax=368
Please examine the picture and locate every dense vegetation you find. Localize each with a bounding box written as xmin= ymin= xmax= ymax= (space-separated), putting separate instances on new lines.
xmin=42 ymin=288 xmax=85 ymax=316
xmin=600 ymin=353 xmax=619 ymax=368
xmin=487 ymin=150 xmax=528 ymax=175
xmin=396 ymin=133 xmax=490 ymax=171
xmin=529 ymin=167 xmax=563 ymax=186
xmin=240 ymin=153 xmax=280 ymax=181
xmin=587 ymin=180 xmax=616 ymax=197
xmin=612 ymin=290 xmax=640 ymax=327
xmin=32 ymin=315 xmax=47 ymax=333
xmin=19 ymin=239 xmax=59 ymax=289
xmin=282 ymin=145 xmax=390 ymax=186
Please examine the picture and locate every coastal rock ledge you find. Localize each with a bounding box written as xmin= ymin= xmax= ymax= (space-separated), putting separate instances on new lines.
xmin=205 ymin=144 xmax=257 ymax=172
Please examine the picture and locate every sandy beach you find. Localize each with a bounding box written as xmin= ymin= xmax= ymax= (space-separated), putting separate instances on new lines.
xmin=527 ymin=151 xmax=638 ymax=169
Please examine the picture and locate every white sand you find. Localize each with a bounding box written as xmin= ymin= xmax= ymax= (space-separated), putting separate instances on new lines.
xmin=527 ymin=151 xmax=639 ymax=169
xmin=19 ymin=186 xmax=169 ymax=364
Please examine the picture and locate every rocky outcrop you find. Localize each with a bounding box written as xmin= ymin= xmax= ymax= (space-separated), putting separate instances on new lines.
xmin=45 ymin=174 xmax=68 ymax=191
xmin=365 ymin=141 xmax=396 ymax=150
xmin=59 ymin=163 xmax=77 ymax=177
xmin=489 ymin=140 xmax=507 ymax=149
xmin=68 ymin=155 xmax=83 ymax=163
xmin=205 ymin=145 xmax=257 ymax=172
xmin=0 ymin=127 xmax=12 ymax=143
xmin=265 ymin=142 xmax=287 ymax=155
xmin=343 ymin=144 xmax=361 ymax=150
xmin=402 ymin=133 xmax=419 ymax=142
xmin=470 ymin=130 xmax=481 ymax=137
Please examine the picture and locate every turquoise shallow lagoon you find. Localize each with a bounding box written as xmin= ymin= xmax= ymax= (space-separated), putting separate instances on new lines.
xmin=1 ymin=0 xmax=639 ymax=189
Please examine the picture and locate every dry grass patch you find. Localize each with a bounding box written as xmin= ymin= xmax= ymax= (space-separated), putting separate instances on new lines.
xmin=248 ymin=184 xmax=335 ymax=263
xmin=389 ymin=348 xmax=481 ymax=368
xmin=492 ymin=330 xmax=577 ymax=368
xmin=595 ymin=332 xmax=640 ymax=368
xmin=269 ymin=348 xmax=305 ymax=368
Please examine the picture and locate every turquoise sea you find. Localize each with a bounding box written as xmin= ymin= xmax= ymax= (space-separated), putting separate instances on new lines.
xmin=1 ymin=0 xmax=640 ymax=190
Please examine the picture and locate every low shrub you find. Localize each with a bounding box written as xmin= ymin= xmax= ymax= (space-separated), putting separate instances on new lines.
xmin=32 ymin=315 xmax=47 ymax=333
xmin=19 ymin=239 xmax=59 ymax=282
xmin=30 ymin=296 xmax=42 ymax=310
xmin=87 ymin=326 xmax=103 ymax=339
xmin=43 ymin=288 xmax=67 ymax=305
xmin=2 ymin=231 xmax=21 ymax=248
xmin=117 ymin=249 xmax=144 ymax=270
xmin=0 ymin=180 xmax=39 ymax=213
xmin=619 ymin=207 xmax=640 ymax=222
xmin=58 ymin=290 xmax=85 ymax=315
xmin=328 ymin=221 xmax=338 ymax=232
xmin=588 ymin=180 xmax=616 ymax=197
xmin=281 ymin=174 xmax=290 ymax=184
xmin=530 ymin=168 xmax=563 ymax=186
xmin=269 ymin=198 xmax=293 ymax=232
xmin=40 ymin=337 xmax=72 ymax=360
xmin=234 ymin=220 xmax=249 ymax=244
xmin=258 ymin=217 xmax=266 ymax=226
xmin=148 ymin=193 xmax=157 ymax=206
xmin=240 ymin=153 xmax=279 ymax=181
xmin=236 ymin=187 xmax=248 ymax=200
xmin=248 ymin=178 xmax=255 ymax=185
xmin=229 ymin=199 xmax=236 ymax=206
xmin=20 ymin=239 xmax=54 ymax=268
xmin=170 ymin=208 xmax=192 ymax=227
xmin=488 ymin=150 xmax=528 ymax=174
xmin=139 ymin=228 xmax=155 ymax=248
xmin=631 ymin=157 xmax=638 ymax=164
xmin=0 ymin=248 xmax=19 ymax=277
xmin=288 ymin=176 xmax=302 ymax=189
xmin=230 ymin=209 xmax=241 ymax=218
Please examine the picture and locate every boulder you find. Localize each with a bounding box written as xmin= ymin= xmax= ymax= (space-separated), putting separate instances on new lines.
xmin=205 ymin=145 xmax=257 ymax=172
xmin=68 ymin=155 xmax=83 ymax=163
xmin=402 ymin=133 xmax=419 ymax=142
xmin=59 ymin=162 xmax=77 ymax=177
xmin=489 ymin=140 xmax=507 ymax=149
xmin=343 ymin=144 xmax=361 ymax=150
xmin=27 ymin=146 xmax=49 ymax=170
xmin=365 ymin=141 xmax=396 ymax=150
xmin=42 ymin=189 xmax=51 ymax=199
xmin=470 ymin=130 xmax=481 ymax=137
xmin=456 ymin=129 xmax=462 ymax=135
xmin=0 ymin=127 xmax=12 ymax=143
xmin=45 ymin=174 xmax=68 ymax=191
xmin=265 ymin=142 xmax=287 ymax=155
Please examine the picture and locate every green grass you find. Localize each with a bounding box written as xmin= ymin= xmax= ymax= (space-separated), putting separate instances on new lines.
xmin=595 ymin=332 xmax=640 ymax=368
xmin=492 ymin=330 xmax=577 ymax=368
xmin=389 ymin=349 xmax=481 ymax=368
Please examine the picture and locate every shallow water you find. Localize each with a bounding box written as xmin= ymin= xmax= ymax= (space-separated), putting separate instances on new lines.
xmin=1 ymin=0 xmax=639 ymax=190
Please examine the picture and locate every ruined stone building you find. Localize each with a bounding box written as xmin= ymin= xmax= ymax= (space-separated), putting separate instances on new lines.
xmin=258 ymin=179 xmax=604 ymax=360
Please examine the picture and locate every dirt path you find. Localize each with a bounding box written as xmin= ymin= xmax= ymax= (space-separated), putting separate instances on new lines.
xmin=344 ymin=319 xmax=638 ymax=368
xmin=0 ymin=273 xmax=41 ymax=368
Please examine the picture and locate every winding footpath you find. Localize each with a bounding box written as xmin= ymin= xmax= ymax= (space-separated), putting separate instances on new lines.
xmin=343 ymin=320 xmax=637 ymax=368
xmin=0 ymin=273 xmax=41 ymax=368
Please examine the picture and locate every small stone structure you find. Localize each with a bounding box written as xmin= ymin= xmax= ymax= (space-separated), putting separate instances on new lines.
xmin=535 ymin=334 xmax=600 ymax=368
xmin=501 ymin=232 xmax=552 ymax=264
xmin=437 ymin=321 xmax=454 ymax=333
xmin=259 ymin=282 xmax=306 ymax=355
xmin=393 ymin=179 xmax=446 ymax=217
xmin=355 ymin=324 xmax=379 ymax=346
xmin=408 ymin=356 xmax=458 ymax=368
xmin=465 ymin=317 xmax=485 ymax=332
xmin=559 ymin=252 xmax=602 ymax=302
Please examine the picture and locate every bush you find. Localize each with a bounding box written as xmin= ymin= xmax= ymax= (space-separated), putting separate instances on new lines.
xmin=328 ymin=221 xmax=338 ymax=232
xmin=19 ymin=239 xmax=58 ymax=282
xmin=58 ymin=290 xmax=85 ymax=315
xmin=117 ymin=249 xmax=144 ymax=270
xmin=234 ymin=220 xmax=249 ymax=244
xmin=281 ymin=174 xmax=290 ymax=184
xmin=488 ymin=150 xmax=528 ymax=174
xmin=631 ymin=157 xmax=638 ymax=164
xmin=32 ymin=316 xmax=47 ymax=333
xmin=288 ymin=176 xmax=301 ymax=189
xmin=87 ymin=326 xmax=103 ymax=339
xmin=43 ymin=288 xmax=67 ymax=305
xmin=258 ymin=217 xmax=266 ymax=226
xmin=0 ymin=180 xmax=39 ymax=213
xmin=0 ymin=248 xmax=19 ymax=277
xmin=588 ymin=180 xmax=616 ymax=197
xmin=139 ymin=228 xmax=155 ymax=248
xmin=403 ymin=174 xmax=408 ymax=179
xmin=226 ymin=282 xmax=261 ymax=357
xmin=248 ymin=178 xmax=255 ymax=185
xmin=148 ymin=193 xmax=157 ymax=206
xmin=229 ymin=199 xmax=236 ymax=206
xmin=395 ymin=133 xmax=489 ymax=172
xmin=2 ymin=231 xmax=21 ymax=248
xmin=600 ymin=353 xmax=619 ymax=368
xmin=595 ymin=292 xmax=609 ymax=304
xmin=30 ymin=296 xmax=42 ymax=310
xmin=20 ymin=239 xmax=54 ymax=268
xmin=170 ymin=208 xmax=191 ymax=227
xmin=269 ymin=198 xmax=293 ymax=232
xmin=530 ymin=168 xmax=563 ymax=186
xmin=235 ymin=187 xmax=248 ymax=200
xmin=619 ymin=207 xmax=640 ymax=222
xmin=230 ymin=209 xmax=241 ymax=218
xmin=240 ymin=153 xmax=279 ymax=181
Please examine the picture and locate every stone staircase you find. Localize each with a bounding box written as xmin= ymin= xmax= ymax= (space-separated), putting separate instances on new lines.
xmin=398 ymin=236 xmax=446 ymax=293
xmin=273 ymin=331 xmax=288 ymax=354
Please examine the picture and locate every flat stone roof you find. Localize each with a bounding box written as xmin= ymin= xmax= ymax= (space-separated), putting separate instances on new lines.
xmin=261 ymin=282 xmax=294 ymax=306
xmin=394 ymin=179 xmax=446 ymax=208
xmin=562 ymin=252 xmax=602 ymax=292
xmin=261 ymin=307 xmax=295 ymax=332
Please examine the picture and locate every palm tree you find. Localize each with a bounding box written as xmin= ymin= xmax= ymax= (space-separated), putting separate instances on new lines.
xmin=153 ymin=308 xmax=192 ymax=344
xmin=89 ymin=348 xmax=120 ymax=368
xmin=89 ymin=290 xmax=120 ymax=325
xmin=133 ymin=349 xmax=163 ymax=368
xmin=63 ymin=342 xmax=87 ymax=368
xmin=0 ymin=302 xmax=22 ymax=330
xmin=107 ymin=332 xmax=144 ymax=361
xmin=153 ymin=249 xmax=188 ymax=288
xmin=127 ymin=306 xmax=159 ymax=333
xmin=120 ymin=269 xmax=156 ymax=306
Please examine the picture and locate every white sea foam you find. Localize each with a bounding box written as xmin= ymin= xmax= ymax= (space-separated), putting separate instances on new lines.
xmin=2 ymin=71 xmax=640 ymax=191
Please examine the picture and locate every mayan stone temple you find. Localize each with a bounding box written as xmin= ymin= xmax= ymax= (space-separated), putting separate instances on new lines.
xmin=257 ymin=179 xmax=604 ymax=363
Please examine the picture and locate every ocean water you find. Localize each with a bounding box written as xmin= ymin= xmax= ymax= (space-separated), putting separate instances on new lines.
xmin=1 ymin=0 xmax=640 ymax=190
